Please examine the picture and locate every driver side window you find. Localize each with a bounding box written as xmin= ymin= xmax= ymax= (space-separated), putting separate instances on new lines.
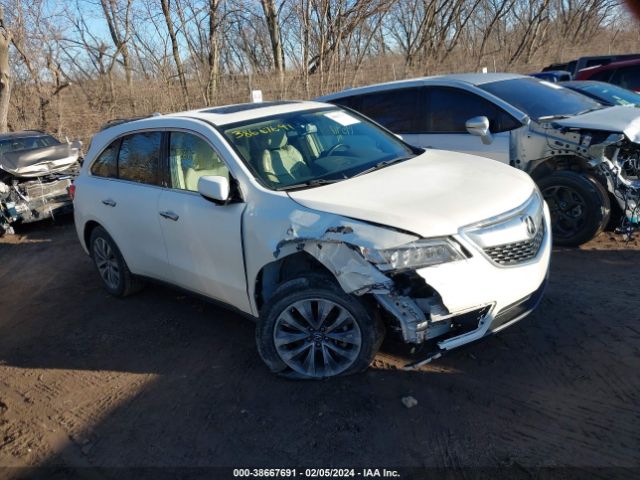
xmin=168 ymin=132 xmax=229 ymax=192
xmin=425 ymin=87 xmax=520 ymax=133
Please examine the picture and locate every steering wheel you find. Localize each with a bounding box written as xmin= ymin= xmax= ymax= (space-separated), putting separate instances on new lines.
xmin=322 ymin=143 xmax=349 ymax=157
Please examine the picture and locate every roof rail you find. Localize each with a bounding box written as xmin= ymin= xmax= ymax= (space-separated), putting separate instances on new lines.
xmin=99 ymin=113 xmax=162 ymax=131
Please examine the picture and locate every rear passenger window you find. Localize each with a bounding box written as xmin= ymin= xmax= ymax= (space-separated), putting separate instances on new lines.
xmin=426 ymin=87 xmax=520 ymax=133
xmin=117 ymin=132 xmax=162 ymax=185
xmin=356 ymin=88 xmax=424 ymax=133
xmin=91 ymin=141 xmax=118 ymax=178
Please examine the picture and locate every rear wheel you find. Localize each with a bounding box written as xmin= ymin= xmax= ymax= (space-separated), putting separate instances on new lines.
xmin=538 ymin=171 xmax=610 ymax=247
xmin=256 ymin=275 xmax=384 ymax=379
xmin=89 ymin=226 xmax=144 ymax=297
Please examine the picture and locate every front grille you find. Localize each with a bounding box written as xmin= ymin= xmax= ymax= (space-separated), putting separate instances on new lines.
xmin=483 ymin=223 xmax=545 ymax=266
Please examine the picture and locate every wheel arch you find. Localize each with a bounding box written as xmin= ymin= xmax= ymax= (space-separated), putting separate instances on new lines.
xmin=254 ymin=251 xmax=335 ymax=314
xmin=83 ymin=220 xmax=102 ymax=253
xmin=528 ymin=155 xmax=596 ymax=182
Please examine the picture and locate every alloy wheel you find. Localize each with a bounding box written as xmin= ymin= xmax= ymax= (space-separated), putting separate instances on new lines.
xmin=273 ymin=298 xmax=362 ymax=378
xmin=542 ymin=185 xmax=587 ymax=240
xmin=93 ymin=237 xmax=120 ymax=290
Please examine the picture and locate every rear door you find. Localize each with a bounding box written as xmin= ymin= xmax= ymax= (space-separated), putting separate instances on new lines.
xmin=86 ymin=131 xmax=169 ymax=279
xmin=418 ymin=86 xmax=521 ymax=163
xmin=157 ymin=130 xmax=247 ymax=309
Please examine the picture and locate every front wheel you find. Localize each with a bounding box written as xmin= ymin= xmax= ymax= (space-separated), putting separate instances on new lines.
xmin=538 ymin=171 xmax=610 ymax=247
xmin=256 ymin=276 xmax=384 ymax=379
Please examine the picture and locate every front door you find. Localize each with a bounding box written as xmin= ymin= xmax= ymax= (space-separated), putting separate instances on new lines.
xmin=157 ymin=130 xmax=248 ymax=310
xmin=418 ymin=86 xmax=522 ymax=164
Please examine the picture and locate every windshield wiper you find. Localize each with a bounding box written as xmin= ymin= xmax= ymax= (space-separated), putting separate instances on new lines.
xmin=575 ymin=107 xmax=603 ymax=116
xmin=351 ymin=155 xmax=414 ymax=179
xmin=277 ymin=178 xmax=342 ymax=191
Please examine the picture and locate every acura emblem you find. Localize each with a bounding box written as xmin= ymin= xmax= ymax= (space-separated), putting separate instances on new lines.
xmin=523 ymin=215 xmax=537 ymax=237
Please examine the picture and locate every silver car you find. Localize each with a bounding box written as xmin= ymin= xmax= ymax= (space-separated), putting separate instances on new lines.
xmin=319 ymin=73 xmax=640 ymax=246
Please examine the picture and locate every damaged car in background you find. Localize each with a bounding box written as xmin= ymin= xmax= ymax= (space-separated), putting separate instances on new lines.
xmin=320 ymin=73 xmax=640 ymax=245
xmin=74 ymin=101 xmax=550 ymax=379
xmin=0 ymin=130 xmax=82 ymax=236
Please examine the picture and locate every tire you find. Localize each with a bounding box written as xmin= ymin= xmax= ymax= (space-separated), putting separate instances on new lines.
xmin=256 ymin=275 xmax=384 ymax=379
xmin=89 ymin=226 xmax=144 ymax=297
xmin=583 ymin=173 xmax=611 ymax=234
xmin=538 ymin=171 xmax=610 ymax=247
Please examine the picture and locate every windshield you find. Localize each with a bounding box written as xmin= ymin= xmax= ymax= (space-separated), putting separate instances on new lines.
xmin=221 ymin=107 xmax=415 ymax=190
xmin=570 ymin=82 xmax=640 ymax=107
xmin=0 ymin=135 xmax=60 ymax=155
xmin=480 ymin=78 xmax=602 ymax=120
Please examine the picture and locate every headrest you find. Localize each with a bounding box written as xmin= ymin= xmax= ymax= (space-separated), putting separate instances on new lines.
xmin=266 ymin=129 xmax=287 ymax=149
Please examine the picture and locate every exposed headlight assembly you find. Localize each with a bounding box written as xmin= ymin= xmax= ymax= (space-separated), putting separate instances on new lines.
xmin=365 ymin=238 xmax=467 ymax=271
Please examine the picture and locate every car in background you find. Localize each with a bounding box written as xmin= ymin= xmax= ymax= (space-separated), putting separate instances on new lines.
xmin=542 ymin=54 xmax=640 ymax=78
xmin=575 ymin=59 xmax=640 ymax=92
xmin=73 ymin=100 xmax=551 ymax=379
xmin=530 ymin=70 xmax=572 ymax=82
xmin=561 ymin=80 xmax=640 ymax=107
xmin=318 ymin=74 xmax=640 ymax=246
xmin=0 ymin=130 xmax=82 ymax=236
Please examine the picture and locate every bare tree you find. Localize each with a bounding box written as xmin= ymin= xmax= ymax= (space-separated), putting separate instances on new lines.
xmin=161 ymin=0 xmax=190 ymax=109
xmin=260 ymin=0 xmax=286 ymax=79
xmin=207 ymin=0 xmax=221 ymax=105
xmin=0 ymin=6 xmax=11 ymax=132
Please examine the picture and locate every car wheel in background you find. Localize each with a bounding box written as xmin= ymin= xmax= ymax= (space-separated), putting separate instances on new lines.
xmin=256 ymin=275 xmax=384 ymax=379
xmin=89 ymin=226 xmax=144 ymax=297
xmin=538 ymin=171 xmax=610 ymax=247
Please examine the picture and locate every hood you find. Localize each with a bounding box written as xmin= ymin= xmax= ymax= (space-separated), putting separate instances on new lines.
xmin=288 ymin=150 xmax=535 ymax=238
xmin=553 ymin=106 xmax=640 ymax=143
xmin=0 ymin=142 xmax=81 ymax=178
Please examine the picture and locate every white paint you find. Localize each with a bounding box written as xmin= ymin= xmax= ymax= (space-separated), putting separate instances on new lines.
xmin=74 ymin=101 xmax=551 ymax=356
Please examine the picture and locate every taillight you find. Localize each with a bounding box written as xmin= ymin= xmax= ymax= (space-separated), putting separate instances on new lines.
xmin=68 ymin=183 xmax=76 ymax=200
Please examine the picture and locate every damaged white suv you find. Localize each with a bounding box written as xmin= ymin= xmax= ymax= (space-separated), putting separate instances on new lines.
xmin=74 ymin=101 xmax=551 ymax=379
xmin=319 ymin=74 xmax=640 ymax=246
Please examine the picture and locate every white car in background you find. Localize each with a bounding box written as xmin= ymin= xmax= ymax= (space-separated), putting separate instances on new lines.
xmin=319 ymin=73 xmax=640 ymax=246
xmin=73 ymin=100 xmax=550 ymax=379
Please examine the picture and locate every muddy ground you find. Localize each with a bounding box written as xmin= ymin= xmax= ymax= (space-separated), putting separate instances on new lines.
xmin=0 ymin=217 xmax=639 ymax=476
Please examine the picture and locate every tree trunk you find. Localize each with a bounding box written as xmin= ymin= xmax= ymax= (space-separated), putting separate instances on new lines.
xmin=206 ymin=0 xmax=220 ymax=106
xmin=260 ymin=0 xmax=285 ymax=78
xmin=0 ymin=7 xmax=11 ymax=133
xmin=161 ymin=0 xmax=190 ymax=110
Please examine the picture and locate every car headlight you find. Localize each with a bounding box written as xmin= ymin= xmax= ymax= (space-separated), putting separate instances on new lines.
xmin=365 ymin=238 xmax=467 ymax=271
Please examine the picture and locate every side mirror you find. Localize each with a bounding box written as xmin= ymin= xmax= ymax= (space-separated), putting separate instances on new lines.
xmin=198 ymin=175 xmax=230 ymax=203
xmin=465 ymin=116 xmax=493 ymax=145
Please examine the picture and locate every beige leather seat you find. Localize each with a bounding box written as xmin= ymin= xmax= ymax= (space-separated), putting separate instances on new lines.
xmin=260 ymin=129 xmax=311 ymax=184
xmin=184 ymin=141 xmax=229 ymax=191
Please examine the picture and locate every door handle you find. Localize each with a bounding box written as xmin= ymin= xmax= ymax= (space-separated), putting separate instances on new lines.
xmin=159 ymin=211 xmax=179 ymax=221
xmin=101 ymin=199 xmax=116 ymax=207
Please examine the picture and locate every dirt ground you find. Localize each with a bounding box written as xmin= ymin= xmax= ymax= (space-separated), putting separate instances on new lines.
xmin=0 ymin=217 xmax=639 ymax=476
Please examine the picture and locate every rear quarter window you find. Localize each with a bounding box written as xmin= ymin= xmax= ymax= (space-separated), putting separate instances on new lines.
xmin=90 ymin=141 xmax=119 ymax=178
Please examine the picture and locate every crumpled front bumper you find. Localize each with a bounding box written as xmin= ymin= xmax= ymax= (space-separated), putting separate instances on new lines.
xmin=399 ymin=201 xmax=552 ymax=351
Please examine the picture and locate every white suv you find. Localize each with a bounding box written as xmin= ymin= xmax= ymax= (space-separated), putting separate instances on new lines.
xmin=74 ymin=101 xmax=551 ymax=379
